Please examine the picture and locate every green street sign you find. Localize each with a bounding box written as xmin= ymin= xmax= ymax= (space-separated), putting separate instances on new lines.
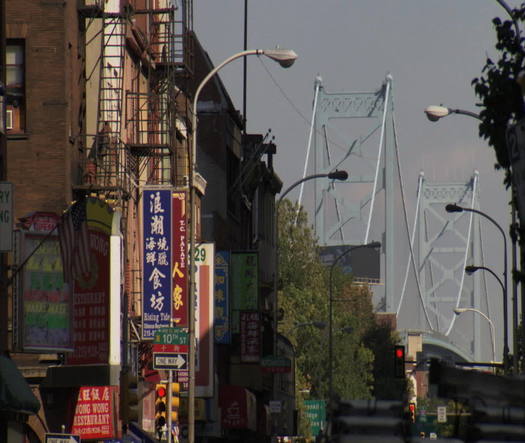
xmin=304 ymin=400 xmax=326 ymax=437
xmin=153 ymin=327 xmax=188 ymax=345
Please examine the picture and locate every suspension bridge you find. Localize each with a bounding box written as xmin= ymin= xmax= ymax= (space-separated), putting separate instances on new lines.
xmin=299 ymin=75 xmax=494 ymax=364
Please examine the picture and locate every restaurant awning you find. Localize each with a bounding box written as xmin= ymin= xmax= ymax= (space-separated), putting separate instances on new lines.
xmin=0 ymin=354 xmax=40 ymax=415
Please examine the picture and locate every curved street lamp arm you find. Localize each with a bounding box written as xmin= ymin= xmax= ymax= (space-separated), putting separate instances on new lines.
xmin=468 ymin=265 xmax=505 ymax=293
xmin=456 ymin=308 xmax=497 ymax=364
xmin=450 ymin=109 xmax=481 ymax=121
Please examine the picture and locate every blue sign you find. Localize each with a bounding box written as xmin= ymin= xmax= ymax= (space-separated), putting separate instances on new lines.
xmin=214 ymin=251 xmax=231 ymax=344
xmin=142 ymin=189 xmax=172 ymax=339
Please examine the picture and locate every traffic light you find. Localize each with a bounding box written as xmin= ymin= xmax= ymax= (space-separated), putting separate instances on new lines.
xmin=394 ymin=345 xmax=405 ymax=378
xmin=120 ymin=371 xmax=139 ymax=423
xmin=408 ymin=402 xmax=416 ymax=423
xmin=171 ymin=382 xmax=180 ymax=423
xmin=155 ymin=384 xmax=167 ymax=433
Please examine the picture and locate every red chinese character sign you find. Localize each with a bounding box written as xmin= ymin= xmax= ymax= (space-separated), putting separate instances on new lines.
xmin=240 ymin=311 xmax=260 ymax=363
xmin=71 ymin=386 xmax=117 ymax=439
xmin=172 ymin=191 xmax=188 ymax=326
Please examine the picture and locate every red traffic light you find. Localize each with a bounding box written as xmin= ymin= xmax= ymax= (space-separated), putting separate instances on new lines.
xmin=156 ymin=386 xmax=166 ymax=398
xmin=395 ymin=347 xmax=404 ymax=359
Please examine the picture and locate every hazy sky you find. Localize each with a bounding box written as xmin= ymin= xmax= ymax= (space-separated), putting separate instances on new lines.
xmin=193 ymin=1 xmax=516 ymax=361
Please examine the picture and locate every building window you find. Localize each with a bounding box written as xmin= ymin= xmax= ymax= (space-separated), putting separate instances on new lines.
xmin=6 ymin=40 xmax=25 ymax=133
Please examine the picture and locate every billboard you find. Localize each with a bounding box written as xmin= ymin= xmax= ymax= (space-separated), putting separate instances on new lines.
xmin=17 ymin=214 xmax=73 ymax=352
xmin=142 ymin=188 xmax=172 ymax=340
xmin=177 ymin=243 xmax=215 ymax=397
xmin=319 ymin=245 xmax=380 ymax=283
xmin=67 ymin=198 xmax=116 ymax=365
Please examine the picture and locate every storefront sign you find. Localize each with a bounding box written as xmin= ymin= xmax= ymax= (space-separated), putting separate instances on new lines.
xmin=172 ymin=191 xmax=188 ymax=326
xmin=214 ymin=251 xmax=230 ymax=344
xmin=142 ymin=188 xmax=172 ymax=339
xmin=71 ymin=386 xmax=117 ymax=439
xmin=240 ymin=311 xmax=260 ymax=363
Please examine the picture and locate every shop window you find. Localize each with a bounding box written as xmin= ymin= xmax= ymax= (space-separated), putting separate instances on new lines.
xmin=6 ymin=40 xmax=25 ymax=133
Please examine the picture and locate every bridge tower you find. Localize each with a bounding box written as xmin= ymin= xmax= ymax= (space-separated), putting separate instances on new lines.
xmin=416 ymin=171 xmax=487 ymax=362
xmin=308 ymin=75 xmax=396 ymax=311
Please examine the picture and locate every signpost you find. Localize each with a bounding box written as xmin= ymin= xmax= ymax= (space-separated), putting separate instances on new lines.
xmin=153 ymin=327 xmax=188 ymax=370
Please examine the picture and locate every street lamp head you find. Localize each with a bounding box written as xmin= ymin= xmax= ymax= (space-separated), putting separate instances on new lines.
xmin=445 ymin=203 xmax=463 ymax=213
xmin=260 ymin=48 xmax=298 ymax=68
xmin=366 ymin=241 xmax=381 ymax=249
xmin=424 ymin=105 xmax=450 ymax=122
xmin=453 ymin=308 xmax=467 ymax=315
xmin=465 ymin=265 xmax=480 ymax=275
xmin=327 ymin=170 xmax=348 ymax=181
xmin=312 ymin=321 xmax=327 ymax=330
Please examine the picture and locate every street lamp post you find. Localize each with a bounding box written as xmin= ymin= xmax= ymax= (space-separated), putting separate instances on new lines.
xmin=446 ymin=203 xmax=509 ymax=373
xmin=188 ymin=47 xmax=297 ymax=443
xmin=454 ymin=307 xmax=497 ymax=365
xmin=328 ymin=241 xmax=381 ymax=405
xmin=272 ymin=170 xmax=348 ymax=419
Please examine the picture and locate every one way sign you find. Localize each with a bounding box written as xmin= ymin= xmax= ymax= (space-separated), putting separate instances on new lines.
xmin=153 ymin=352 xmax=188 ymax=370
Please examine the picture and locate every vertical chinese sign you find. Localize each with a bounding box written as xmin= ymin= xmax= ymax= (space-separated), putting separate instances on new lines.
xmin=240 ymin=311 xmax=260 ymax=362
xmin=142 ymin=189 xmax=172 ymax=340
xmin=172 ymin=191 xmax=187 ymax=326
xmin=231 ymin=252 xmax=258 ymax=332
xmin=214 ymin=251 xmax=230 ymax=344
xmin=67 ymin=198 xmax=115 ymax=365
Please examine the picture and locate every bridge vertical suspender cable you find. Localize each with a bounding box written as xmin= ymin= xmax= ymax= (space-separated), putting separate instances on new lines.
xmin=295 ymin=76 xmax=321 ymax=224
xmin=364 ymin=78 xmax=390 ymax=243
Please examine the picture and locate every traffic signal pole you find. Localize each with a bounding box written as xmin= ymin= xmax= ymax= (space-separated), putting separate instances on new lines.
xmin=167 ymin=370 xmax=172 ymax=443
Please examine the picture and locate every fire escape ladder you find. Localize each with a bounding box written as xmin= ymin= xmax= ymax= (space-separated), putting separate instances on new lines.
xmin=89 ymin=10 xmax=132 ymax=215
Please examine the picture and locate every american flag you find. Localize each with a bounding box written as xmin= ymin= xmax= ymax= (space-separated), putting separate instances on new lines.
xmin=58 ymin=200 xmax=91 ymax=284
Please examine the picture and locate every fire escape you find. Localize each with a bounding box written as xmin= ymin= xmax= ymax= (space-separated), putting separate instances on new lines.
xmin=74 ymin=0 xmax=193 ymax=208
xmin=75 ymin=0 xmax=194 ymax=344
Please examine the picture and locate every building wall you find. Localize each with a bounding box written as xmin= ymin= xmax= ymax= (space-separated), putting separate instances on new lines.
xmin=6 ymin=0 xmax=81 ymax=219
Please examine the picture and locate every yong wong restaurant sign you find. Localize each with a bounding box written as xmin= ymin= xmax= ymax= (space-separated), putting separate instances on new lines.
xmin=142 ymin=189 xmax=172 ymax=340
xmin=71 ymin=386 xmax=117 ymax=439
